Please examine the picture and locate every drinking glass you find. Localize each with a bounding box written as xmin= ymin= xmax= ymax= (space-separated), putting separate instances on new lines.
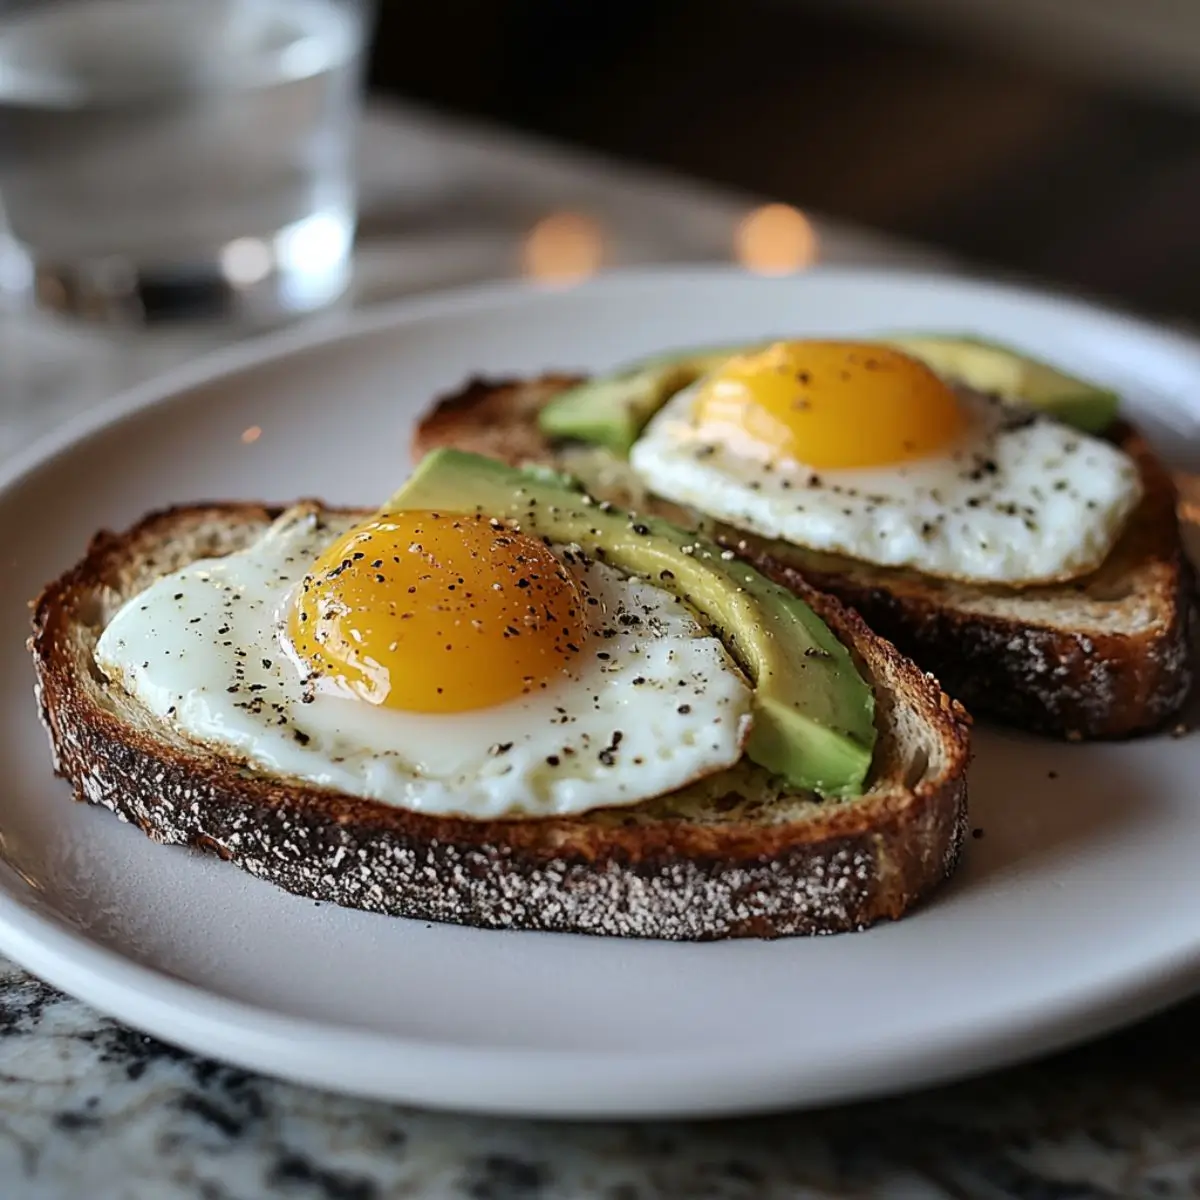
xmin=0 ymin=0 xmax=373 ymax=324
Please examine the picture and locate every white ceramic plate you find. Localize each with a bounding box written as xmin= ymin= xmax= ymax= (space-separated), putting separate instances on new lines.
xmin=3 ymin=267 xmax=1200 ymax=1118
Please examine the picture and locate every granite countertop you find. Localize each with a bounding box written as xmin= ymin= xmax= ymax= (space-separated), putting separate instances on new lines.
xmin=2 ymin=954 xmax=1198 ymax=1198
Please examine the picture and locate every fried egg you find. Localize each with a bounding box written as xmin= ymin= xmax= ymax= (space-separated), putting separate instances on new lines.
xmin=94 ymin=507 xmax=753 ymax=819
xmin=629 ymin=341 xmax=1142 ymax=585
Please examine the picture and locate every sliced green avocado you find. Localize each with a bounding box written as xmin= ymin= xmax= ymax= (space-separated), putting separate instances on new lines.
xmin=881 ymin=334 xmax=1119 ymax=433
xmin=537 ymin=342 xmax=758 ymax=456
xmin=390 ymin=449 xmax=876 ymax=797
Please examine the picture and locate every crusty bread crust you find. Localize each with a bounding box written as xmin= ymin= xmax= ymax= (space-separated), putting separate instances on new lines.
xmin=30 ymin=503 xmax=969 ymax=940
xmin=414 ymin=375 xmax=1193 ymax=739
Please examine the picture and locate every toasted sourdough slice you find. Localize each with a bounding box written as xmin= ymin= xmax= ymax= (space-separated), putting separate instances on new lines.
xmin=30 ymin=502 xmax=969 ymax=940
xmin=415 ymin=375 xmax=1194 ymax=740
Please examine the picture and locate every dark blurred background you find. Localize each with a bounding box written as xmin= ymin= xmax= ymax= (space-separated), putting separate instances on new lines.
xmin=367 ymin=0 xmax=1200 ymax=323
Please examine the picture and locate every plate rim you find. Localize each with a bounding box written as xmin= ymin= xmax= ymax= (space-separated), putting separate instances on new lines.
xmin=3 ymin=868 xmax=1200 ymax=1117
xmin=6 ymin=262 xmax=1199 ymax=506
xmin=4 ymin=263 xmax=1200 ymax=1116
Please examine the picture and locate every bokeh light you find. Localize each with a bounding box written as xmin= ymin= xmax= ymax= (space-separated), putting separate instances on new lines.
xmin=734 ymin=204 xmax=818 ymax=275
xmin=220 ymin=238 xmax=273 ymax=287
xmin=522 ymin=212 xmax=605 ymax=283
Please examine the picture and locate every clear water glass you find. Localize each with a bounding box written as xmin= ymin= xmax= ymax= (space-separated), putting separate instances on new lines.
xmin=0 ymin=0 xmax=372 ymax=324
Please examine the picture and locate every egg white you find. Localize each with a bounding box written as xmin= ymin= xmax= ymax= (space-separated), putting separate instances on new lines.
xmin=629 ymin=382 xmax=1143 ymax=585
xmin=94 ymin=506 xmax=754 ymax=819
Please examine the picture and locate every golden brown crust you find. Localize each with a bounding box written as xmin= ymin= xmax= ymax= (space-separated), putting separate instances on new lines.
xmin=414 ymin=373 xmax=578 ymax=467
xmin=415 ymin=377 xmax=1193 ymax=739
xmin=29 ymin=501 xmax=969 ymax=940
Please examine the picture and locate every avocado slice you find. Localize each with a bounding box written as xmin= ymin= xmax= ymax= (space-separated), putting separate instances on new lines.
xmin=881 ymin=334 xmax=1119 ymax=433
xmin=537 ymin=343 xmax=758 ymax=456
xmin=390 ymin=449 xmax=876 ymax=796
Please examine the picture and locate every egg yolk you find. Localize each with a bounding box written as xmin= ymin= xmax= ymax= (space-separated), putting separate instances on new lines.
xmin=691 ymin=340 xmax=965 ymax=469
xmin=287 ymin=511 xmax=587 ymax=713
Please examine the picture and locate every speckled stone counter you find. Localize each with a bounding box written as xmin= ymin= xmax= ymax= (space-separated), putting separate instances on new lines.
xmin=1 ymin=954 xmax=1197 ymax=1199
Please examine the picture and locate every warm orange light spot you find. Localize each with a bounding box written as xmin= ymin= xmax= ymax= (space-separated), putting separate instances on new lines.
xmin=693 ymin=341 xmax=965 ymax=469
xmin=522 ymin=212 xmax=604 ymax=283
xmin=734 ymin=204 xmax=818 ymax=275
xmin=1177 ymin=498 xmax=1200 ymax=528
xmin=287 ymin=512 xmax=587 ymax=713
xmin=241 ymin=425 xmax=262 ymax=444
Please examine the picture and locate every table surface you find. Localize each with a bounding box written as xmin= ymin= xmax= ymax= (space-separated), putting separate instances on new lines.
xmin=1 ymin=102 xmax=1196 ymax=1200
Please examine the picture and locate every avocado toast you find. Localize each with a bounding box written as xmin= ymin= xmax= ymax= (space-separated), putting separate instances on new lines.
xmin=31 ymin=452 xmax=969 ymax=940
xmin=415 ymin=339 xmax=1192 ymax=739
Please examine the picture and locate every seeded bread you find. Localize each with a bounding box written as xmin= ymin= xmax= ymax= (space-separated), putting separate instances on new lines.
xmin=414 ymin=374 xmax=1193 ymax=739
xmin=29 ymin=502 xmax=969 ymax=940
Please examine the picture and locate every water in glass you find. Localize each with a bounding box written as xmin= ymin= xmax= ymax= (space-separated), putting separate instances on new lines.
xmin=0 ymin=0 xmax=369 ymax=322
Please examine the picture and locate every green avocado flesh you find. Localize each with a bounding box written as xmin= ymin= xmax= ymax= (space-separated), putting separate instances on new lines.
xmin=881 ymin=335 xmax=1119 ymax=433
xmin=538 ymin=334 xmax=1118 ymax=455
xmin=536 ymin=343 xmax=758 ymax=455
xmin=390 ymin=449 xmax=877 ymax=797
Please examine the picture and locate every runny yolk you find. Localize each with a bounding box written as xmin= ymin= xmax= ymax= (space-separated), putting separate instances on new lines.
xmin=691 ymin=340 xmax=965 ymax=469
xmin=287 ymin=511 xmax=587 ymax=713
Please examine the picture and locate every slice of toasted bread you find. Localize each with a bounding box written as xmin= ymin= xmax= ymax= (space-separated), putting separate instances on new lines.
xmin=30 ymin=502 xmax=969 ymax=940
xmin=414 ymin=375 xmax=1194 ymax=740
